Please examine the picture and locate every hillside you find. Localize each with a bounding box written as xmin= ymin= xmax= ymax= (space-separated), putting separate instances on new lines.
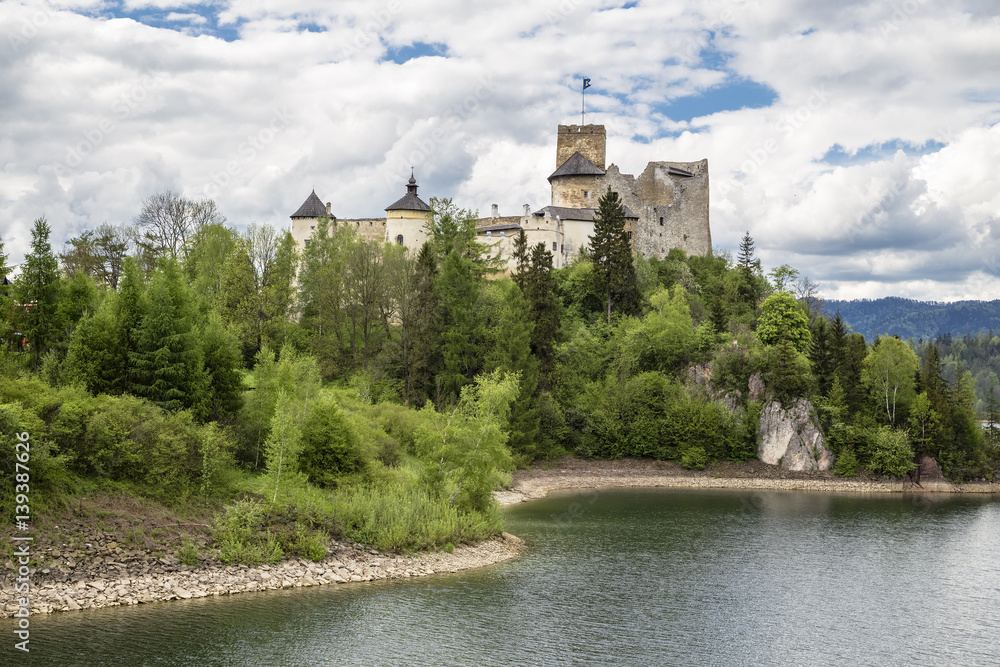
xmin=825 ymin=297 xmax=1000 ymax=342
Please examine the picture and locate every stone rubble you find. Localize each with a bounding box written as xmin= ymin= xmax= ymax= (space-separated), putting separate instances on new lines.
xmin=1 ymin=533 xmax=524 ymax=617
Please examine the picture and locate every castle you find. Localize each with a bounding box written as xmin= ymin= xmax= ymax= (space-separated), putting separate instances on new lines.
xmin=290 ymin=124 xmax=711 ymax=268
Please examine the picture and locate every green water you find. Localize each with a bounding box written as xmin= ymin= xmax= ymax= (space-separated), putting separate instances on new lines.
xmin=6 ymin=489 xmax=1000 ymax=666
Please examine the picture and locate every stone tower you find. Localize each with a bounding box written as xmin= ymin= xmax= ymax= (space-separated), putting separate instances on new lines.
xmin=385 ymin=172 xmax=432 ymax=251
xmin=550 ymin=125 xmax=607 ymax=209
xmin=289 ymin=189 xmax=332 ymax=250
xmin=556 ymin=124 xmax=606 ymax=170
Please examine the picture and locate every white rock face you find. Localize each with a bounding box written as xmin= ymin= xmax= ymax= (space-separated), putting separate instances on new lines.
xmin=758 ymin=399 xmax=834 ymax=471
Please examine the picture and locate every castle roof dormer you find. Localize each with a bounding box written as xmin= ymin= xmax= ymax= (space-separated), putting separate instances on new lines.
xmin=548 ymin=151 xmax=606 ymax=182
xmin=291 ymin=190 xmax=331 ymax=218
xmin=386 ymin=173 xmax=431 ymax=212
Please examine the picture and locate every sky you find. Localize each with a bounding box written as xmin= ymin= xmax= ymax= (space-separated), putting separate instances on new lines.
xmin=1 ymin=0 xmax=999 ymax=302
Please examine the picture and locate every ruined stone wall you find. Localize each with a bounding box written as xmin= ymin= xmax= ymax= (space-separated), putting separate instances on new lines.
xmin=556 ymin=124 xmax=606 ymax=170
xmin=602 ymin=159 xmax=710 ymax=259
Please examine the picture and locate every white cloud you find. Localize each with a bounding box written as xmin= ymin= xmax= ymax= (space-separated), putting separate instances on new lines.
xmin=1 ymin=0 xmax=998 ymax=303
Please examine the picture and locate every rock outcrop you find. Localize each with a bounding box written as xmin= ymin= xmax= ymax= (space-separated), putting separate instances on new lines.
xmin=758 ymin=399 xmax=834 ymax=471
xmin=913 ymin=456 xmax=956 ymax=492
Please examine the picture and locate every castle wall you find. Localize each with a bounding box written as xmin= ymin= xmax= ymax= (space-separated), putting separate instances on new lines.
xmin=562 ymin=219 xmax=595 ymax=259
xmin=343 ymin=218 xmax=389 ymax=245
xmin=556 ymin=124 xmax=606 ymax=170
xmin=385 ymin=211 xmax=430 ymax=252
xmin=521 ymin=215 xmax=566 ymax=268
xmin=291 ymin=217 xmax=320 ymax=251
xmin=602 ymin=160 xmax=711 ymax=259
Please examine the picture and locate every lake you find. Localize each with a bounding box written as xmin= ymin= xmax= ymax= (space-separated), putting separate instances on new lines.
xmin=7 ymin=488 xmax=1000 ymax=666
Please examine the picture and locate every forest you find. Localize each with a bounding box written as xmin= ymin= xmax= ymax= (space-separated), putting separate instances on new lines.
xmin=2 ymin=188 xmax=998 ymax=562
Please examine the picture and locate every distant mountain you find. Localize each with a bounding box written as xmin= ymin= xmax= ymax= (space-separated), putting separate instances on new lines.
xmin=823 ymin=297 xmax=1000 ymax=342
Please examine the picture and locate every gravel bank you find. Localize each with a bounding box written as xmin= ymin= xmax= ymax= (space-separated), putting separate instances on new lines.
xmin=1 ymin=533 xmax=523 ymax=617
xmin=495 ymin=457 xmax=1000 ymax=506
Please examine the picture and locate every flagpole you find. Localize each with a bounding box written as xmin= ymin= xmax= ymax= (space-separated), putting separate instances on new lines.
xmin=582 ymin=81 xmax=586 ymax=125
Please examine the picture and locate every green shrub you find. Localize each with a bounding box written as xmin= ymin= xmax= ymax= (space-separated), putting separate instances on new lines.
xmin=277 ymin=523 xmax=328 ymax=562
xmin=298 ymin=399 xmax=365 ymax=487
xmin=371 ymin=402 xmax=424 ymax=453
xmin=177 ymin=539 xmax=200 ymax=566
xmin=834 ymin=448 xmax=860 ymax=477
xmin=214 ymin=499 xmax=284 ymax=565
xmin=864 ymin=427 xmax=916 ymax=477
xmin=681 ymin=445 xmax=709 ymax=470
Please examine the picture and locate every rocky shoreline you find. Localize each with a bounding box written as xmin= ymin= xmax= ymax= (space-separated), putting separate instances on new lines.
xmin=495 ymin=457 xmax=1000 ymax=506
xmin=1 ymin=532 xmax=523 ymax=618
xmin=6 ymin=457 xmax=997 ymax=618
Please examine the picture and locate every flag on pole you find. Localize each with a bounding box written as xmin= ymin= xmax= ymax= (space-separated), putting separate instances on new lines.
xmin=583 ymin=78 xmax=592 ymax=90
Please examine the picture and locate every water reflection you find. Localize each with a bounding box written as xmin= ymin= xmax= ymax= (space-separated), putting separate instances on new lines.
xmin=6 ymin=489 xmax=999 ymax=666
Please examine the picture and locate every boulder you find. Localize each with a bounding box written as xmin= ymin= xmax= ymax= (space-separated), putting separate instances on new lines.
xmin=915 ymin=456 xmax=955 ymax=491
xmin=758 ymin=399 xmax=834 ymax=471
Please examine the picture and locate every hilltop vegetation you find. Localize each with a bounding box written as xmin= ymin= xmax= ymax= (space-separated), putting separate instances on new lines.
xmin=827 ymin=297 xmax=1000 ymax=342
xmin=2 ymin=192 xmax=998 ymax=565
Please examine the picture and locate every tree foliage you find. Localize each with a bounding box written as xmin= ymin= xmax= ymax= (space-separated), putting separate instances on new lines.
xmin=590 ymin=188 xmax=640 ymax=323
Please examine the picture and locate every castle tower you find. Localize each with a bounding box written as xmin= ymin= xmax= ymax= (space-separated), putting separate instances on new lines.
xmin=549 ymin=125 xmax=607 ymax=209
xmin=556 ymin=124 xmax=606 ymax=170
xmin=385 ymin=172 xmax=432 ymax=251
xmin=290 ymin=189 xmax=333 ymax=251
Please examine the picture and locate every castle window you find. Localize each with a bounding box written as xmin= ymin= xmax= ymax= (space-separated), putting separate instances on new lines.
xmin=311 ymin=226 xmax=315 ymax=230
xmin=659 ymin=217 xmax=663 ymax=226
xmin=304 ymin=239 xmax=311 ymax=247
xmin=552 ymin=241 xmax=557 ymax=251
xmin=627 ymin=231 xmax=633 ymax=241
xmin=500 ymin=231 xmax=505 ymax=237
xmin=583 ymin=190 xmax=589 ymax=198
xmin=396 ymin=235 xmax=404 ymax=245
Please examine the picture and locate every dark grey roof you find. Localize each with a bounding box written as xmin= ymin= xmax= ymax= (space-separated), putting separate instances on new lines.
xmin=547 ymin=151 xmax=605 ymax=182
xmin=476 ymin=223 xmax=523 ymax=233
xmin=291 ymin=190 xmax=329 ymax=218
xmin=533 ymin=205 xmax=638 ymax=220
xmin=386 ymin=174 xmax=431 ymax=212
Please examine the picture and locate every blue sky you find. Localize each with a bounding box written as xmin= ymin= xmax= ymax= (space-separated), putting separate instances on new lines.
xmin=2 ymin=0 xmax=999 ymax=301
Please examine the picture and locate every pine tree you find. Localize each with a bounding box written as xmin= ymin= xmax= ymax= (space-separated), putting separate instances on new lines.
xmin=14 ymin=218 xmax=61 ymax=370
xmin=736 ymin=230 xmax=762 ymax=307
xmin=590 ymin=187 xmax=639 ymax=323
xmin=410 ymin=242 xmax=442 ymax=406
xmin=525 ymin=242 xmax=560 ymax=390
xmin=436 ymin=249 xmax=484 ymax=404
xmin=199 ymin=312 xmax=244 ymax=423
xmin=511 ymin=228 xmax=529 ymax=292
xmin=115 ymin=258 xmax=146 ymax=394
xmin=130 ymin=261 xmax=207 ymax=415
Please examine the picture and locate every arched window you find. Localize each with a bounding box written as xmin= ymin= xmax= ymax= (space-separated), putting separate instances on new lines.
xmin=396 ymin=234 xmax=404 ymax=245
